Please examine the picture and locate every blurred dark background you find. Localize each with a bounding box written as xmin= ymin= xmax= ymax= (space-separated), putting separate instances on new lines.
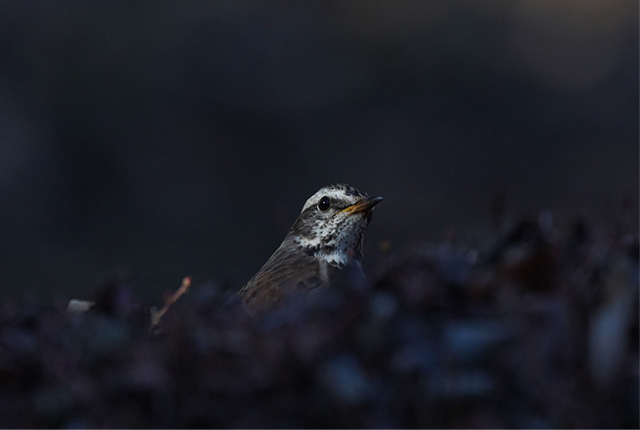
xmin=0 ymin=1 xmax=637 ymax=302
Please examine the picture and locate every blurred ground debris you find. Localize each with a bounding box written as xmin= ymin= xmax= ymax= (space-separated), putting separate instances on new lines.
xmin=150 ymin=276 xmax=191 ymax=329
xmin=0 ymin=216 xmax=637 ymax=428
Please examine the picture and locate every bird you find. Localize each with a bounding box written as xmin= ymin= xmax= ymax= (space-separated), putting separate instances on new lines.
xmin=237 ymin=183 xmax=383 ymax=312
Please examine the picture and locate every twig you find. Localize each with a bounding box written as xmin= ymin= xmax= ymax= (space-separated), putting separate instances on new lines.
xmin=150 ymin=276 xmax=191 ymax=328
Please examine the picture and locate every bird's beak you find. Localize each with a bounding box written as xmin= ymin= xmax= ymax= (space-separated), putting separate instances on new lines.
xmin=341 ymin=196 xmax=383 ymax=215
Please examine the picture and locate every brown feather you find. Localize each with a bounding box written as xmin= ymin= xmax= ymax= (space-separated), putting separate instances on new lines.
xmin=237 ymin=184 xmax=382 ymax=313
xmin=239 ymin=242 xmax=329 ymax=312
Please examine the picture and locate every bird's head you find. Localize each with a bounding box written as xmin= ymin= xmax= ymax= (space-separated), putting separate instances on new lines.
xmin=287 ymin=184 xmax=383 ymax=267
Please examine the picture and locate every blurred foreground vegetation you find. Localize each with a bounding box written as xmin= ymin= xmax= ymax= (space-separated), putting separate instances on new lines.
xmin=0 ymin=212 xmax=637 ymax=428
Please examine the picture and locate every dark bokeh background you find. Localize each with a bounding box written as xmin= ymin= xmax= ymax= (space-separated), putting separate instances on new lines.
xmin=1 ymin=1 xmax=637 ymax=301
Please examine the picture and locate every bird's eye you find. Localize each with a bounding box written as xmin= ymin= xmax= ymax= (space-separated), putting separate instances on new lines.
xmin=317 ymin=196 xmax=331 ymax=211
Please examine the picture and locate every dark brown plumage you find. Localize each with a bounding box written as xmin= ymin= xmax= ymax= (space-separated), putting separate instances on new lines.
xmin=238 ymin=184 xmax=382 ymax=312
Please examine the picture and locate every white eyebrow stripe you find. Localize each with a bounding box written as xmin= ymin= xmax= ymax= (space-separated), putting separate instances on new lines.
xmin=301 ymin=188 xmax=361 ymax=213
